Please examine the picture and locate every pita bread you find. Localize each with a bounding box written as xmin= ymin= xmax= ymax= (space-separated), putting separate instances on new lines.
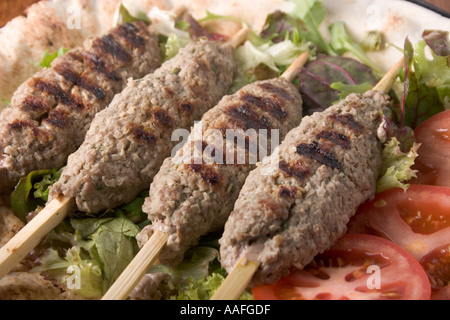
xmin=0 ymin=0 xmax=448 ymax=300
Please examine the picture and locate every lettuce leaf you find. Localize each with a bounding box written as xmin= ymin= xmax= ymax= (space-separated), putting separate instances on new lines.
xmin=164 ymin=33 xmax=191 ymax=60
xmin=400 ymin=36 xmax=449 ymax=128
xmin=150 ymin=246 xmax=253 ymax=300
xmin=329 ymin=21 xmax=380 ymax=74
xmin=36 ymin=48 xmax=70 ymax=69
xmin=33 ymin=216 xmax=141 ymax=297
xmin=114 ymin=3 xmax=150 ymax=26
xmin=10 ymin=168 xmax=63 ymax=222
xmin=330 ymin=81 xmax=374 ymax=101
xmin=376 ymin=138 xmax=420 ymax=193
xmin=289 ymin=0 xmax=335 ymax=55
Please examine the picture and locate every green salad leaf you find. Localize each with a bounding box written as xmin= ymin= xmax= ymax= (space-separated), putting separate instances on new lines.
xmin=115 ymin=4 xmax=150 ymax=26
xmin=376 ymin=137 xmax=420 ymax=193
xmin=36 ymin=48 xmax=70 ymax=69
xmin=330 ymin=81 xmax=374 ymax=101
xmin=400 ymin=36 xmax=449 ymax=129
xmin=289 ymin=0 xmax=335 ymax=55
xmin=329 ymin=21 xmax=380 ymax=74
xmin=33 ymin=216 xmax=141 ymax=297
xmin=10 ymin=168 xmax=63 ymax=222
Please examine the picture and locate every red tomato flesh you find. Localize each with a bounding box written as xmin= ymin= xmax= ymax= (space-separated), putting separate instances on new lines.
xmin=347 ymin=185 xmax=450 ymax=299
xmin=252 ymin=234 xmax=431 ymax=300
xmin=410 ymin=110 xmax=450 ymax=188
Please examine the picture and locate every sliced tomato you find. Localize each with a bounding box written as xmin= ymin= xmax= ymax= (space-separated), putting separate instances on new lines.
xmin=347 ymin=185 xmax=450 ymax=299
xmin=252 ymin=234 xmax=431 ymax=300
xmin=410 ymin=110 xmax=450 ymax=188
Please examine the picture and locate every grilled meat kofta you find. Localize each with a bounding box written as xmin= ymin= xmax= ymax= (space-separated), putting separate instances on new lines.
xmin=0 ymin=22 xmax=161 ymax=194
xmin=137 ymin=77 xmax=303 ymax=267
xmin=49 ymin=39 xmax=236 ymax=214
xmin=219 ymin=90 xmax=391 ymax=286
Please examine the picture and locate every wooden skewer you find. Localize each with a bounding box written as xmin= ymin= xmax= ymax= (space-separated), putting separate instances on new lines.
xmin=0 ymin=197 xmax=74 ymax=279
xmin=0 ymin=6 xmax=204 ymax=282
xmin=210 ymin=57 xmax=404 ymax=301
xmin=102 ymin=51 xmax=310 ymax=301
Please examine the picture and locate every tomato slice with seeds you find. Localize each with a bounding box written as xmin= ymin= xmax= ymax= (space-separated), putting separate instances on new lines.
xmin=347 ymin=185 xmax=450 ymax=299
xmin=252 ymin=234 xmax=431 ymax=300
xmin=409 ymin=110 xmax=450 ymax=188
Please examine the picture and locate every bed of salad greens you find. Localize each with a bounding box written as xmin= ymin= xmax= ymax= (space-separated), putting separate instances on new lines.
xmin=8 ymin=0 xmax=449 ymax=299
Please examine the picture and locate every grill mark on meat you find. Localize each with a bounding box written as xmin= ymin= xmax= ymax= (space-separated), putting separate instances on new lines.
xmin=9 ymin=120 xmax=35 ymax=130
xmin=81 ymin=52 xmax=120 ymax=81
xmin=67 ymin=51 xmax=84 ymax=62
xmin=8 ymin=120 xmax=46 ymax=138
xmin=33 ymin=80 xmax=74 ymax=106
xmin=226 ymin=105 xmax=272 ymax=131
xmin=329 ymin=114 xmax=364 ymax=134
xmin=94 ymin=35 xmax=132 ymax=62
xmin=54 ymin=63 xmax=79 ymax=83
xmin=42 ymin=109 xmax=70 ymax=128
xmin=178 ymin=103 xmax=193 ymax=115
xmin=316 ymin=131 xmax=351 ymax=150
xmin=77 ymin=76 xmax=106 ymax=100
xmin=241 ymin=94 xmax=287 ymax=119
xmin=152 ymin=108 xmax=173 ymax=127
xmin=116 ymin=23 xmax=146 ymax=48
xmin=278 ymin=160 xmax=309 ymax=181
xmin=278 ymin=186 xmax=299 ymax=198
xmin=22 ymin=96 xmax=50 ymax=113
xmin=258 ymin=82 xmax=293 ymax=101
xmin=53 ymin=60 xmax=106 ymax=100
xmin=131 ymin=126 xmax=157 ymax=144
xmin=296 ymin=141 xmax=342 ymax=170
xmin=188 ymin=162 xmax=222 ymax=186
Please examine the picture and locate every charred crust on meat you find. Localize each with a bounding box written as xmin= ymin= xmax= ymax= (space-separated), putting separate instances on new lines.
xmin=42 ymin=109 xmax=70 ymax=128
xmin=240 ymin=94 xmax=287 ymax=119
xmin=328 ymin=113 xmax=364 ymax=134
xmin=67 ymin=51 xmax=84 ymax=63
xmin=33 ymin=80 xmax=74 ymax=106
xmin=278 ymin=186 xmax=298 ymax=198
xmin=9 ymin=120 xmax=45 ymax=138
xmin=54 ymin=63 xmax=79 ymax=84
xmin=258 ymin=83 xmax=293 ymax=101
xmin=188 ymin=162 xmax=222 ymax=186
xmin=53 ymin=63 xmax=106 ymax=100
xmin=131 ymin=126 xmax=157 ymax=144
xmin=316 ymin=131 xmax=351 ymax=150
xmin=179 ymin=103 xmax=193 ymax=114
xmin=152 ymin=108 xmax=173 ymax=127
xmin=81 ymin=52 xmax=120 ymax=81
xmin=77 ymin=76 xmax=106 ymax=100
xmin=94 ymin=35 xmax=132 ymax=62
xmin=22 ymin=96 xmax=50 ymax=113
xmin=226 ymin=105 xmax=272 ymax=131
xmin=9 ymin=120 xmax=34 ymax=130
xmin=278 ymin=160 xmax=309 ymax=181
xmin=116 ymin=23 xmax=146 ymax=48
xmin=296 ymin=141 xmax=342 ymax=170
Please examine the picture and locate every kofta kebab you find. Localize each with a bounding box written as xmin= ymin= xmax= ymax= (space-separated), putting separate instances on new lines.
xmin=102 ymin=52 xmax=310 ymax=300
xmin=211 ymin=58 xmax=404 ymax=300
xmin=0 ymin=12 xmax=250 ymax=279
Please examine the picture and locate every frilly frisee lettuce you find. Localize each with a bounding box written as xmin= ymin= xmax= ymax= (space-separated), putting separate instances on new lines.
xmin=376 ymin=137 xmax=421 ymax=194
